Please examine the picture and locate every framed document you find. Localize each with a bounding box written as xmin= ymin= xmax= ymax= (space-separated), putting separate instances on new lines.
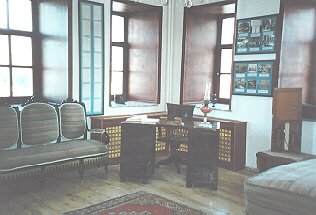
xmin=235 ymin=15 xmax=277 ymax=54
xmin=233 ymin=61 xmax=274 ymax=96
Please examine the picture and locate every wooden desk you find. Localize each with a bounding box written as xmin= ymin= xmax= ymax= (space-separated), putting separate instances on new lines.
xmin=120 ymin=121 xmax=219 ymax=189
xmin=256 ymin=150 xmax=316 ymax=173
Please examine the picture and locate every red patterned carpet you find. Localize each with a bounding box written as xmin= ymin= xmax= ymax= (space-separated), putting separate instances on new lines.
xmin=64 ymin=191 xmax=204 ymax=215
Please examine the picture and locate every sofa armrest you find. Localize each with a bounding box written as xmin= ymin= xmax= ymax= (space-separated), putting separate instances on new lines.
xmin=88 ymin=129 xmax=110 ymax=145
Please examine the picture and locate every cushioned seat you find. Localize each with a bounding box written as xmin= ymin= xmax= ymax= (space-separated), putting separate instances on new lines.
xmin=245 ymin=158 xmax=316 ymax=215
xmin=0 ymin=140 xmax=107 ymax=172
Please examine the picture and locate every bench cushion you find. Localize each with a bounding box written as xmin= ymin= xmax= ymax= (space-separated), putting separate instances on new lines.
xmin=245 ymin=158 xmax=316 ymax=215
xmin=59 ymin=103 xmax=86 ymax=141
xmin=20 ymin=103 xmax=59 ymax=146
xmin=0 ymin=140 xmax=107 ymax=172
xmin=0 ymin=106 xmax=19 ymax=149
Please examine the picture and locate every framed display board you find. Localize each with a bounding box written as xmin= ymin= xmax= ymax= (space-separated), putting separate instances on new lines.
xmin=235 ymin=15 xmax=277 ymax=54
xmin=233 ymin=61 xmax=273 ymax=96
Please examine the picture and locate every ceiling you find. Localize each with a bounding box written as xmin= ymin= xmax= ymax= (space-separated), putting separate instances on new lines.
xmin=112 ymin=1 xmax=157 ymax=13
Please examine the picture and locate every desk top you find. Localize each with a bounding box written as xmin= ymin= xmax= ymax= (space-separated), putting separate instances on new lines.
xmin=122 ymin=120 xmax=220 ymax=131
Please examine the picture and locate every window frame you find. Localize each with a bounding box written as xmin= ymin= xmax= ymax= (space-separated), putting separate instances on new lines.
xmin=110 ymin=0 xmax=162 ymax=106
xmin=214 ymin=14 xmax=236 ymax=105
xmin=110 ymin=12 xmax=128 ymax=99
xmin=78 ymin=0 xmax=105 ymax=115
xmin=0 ymin=0 xmax=35 ymax=101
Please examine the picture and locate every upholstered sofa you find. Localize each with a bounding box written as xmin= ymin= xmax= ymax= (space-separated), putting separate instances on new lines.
xmin=244 ymin=158 xmax=316 ymax=215
xmin=0 ymin=99 xmax=109 ymax=190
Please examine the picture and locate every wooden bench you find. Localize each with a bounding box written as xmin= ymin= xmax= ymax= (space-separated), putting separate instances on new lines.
xmin=0 ymin=99 xmax=109 ymax=190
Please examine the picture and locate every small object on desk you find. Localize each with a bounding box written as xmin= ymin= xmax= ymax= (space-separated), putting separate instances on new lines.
xmin=174 ymin=117 xmax=182 ymax=125
xmin=159 ymin=116 xmax=168 ymax=124
xmin=200 ymin=99 xmax=212 ymax=123
xmin=198 ymin=121 xmax=220 ymax=130
xmin=125 ymin=115 xmax=159 ymax=124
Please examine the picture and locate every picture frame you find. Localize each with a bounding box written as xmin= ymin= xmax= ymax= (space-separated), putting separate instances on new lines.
xmin=235 ymin=15 xmax=277 ymax=54
xmin=233 ymin=61 xmax=274 ymax=96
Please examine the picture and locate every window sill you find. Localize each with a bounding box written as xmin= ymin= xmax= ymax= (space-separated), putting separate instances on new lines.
xmin=194 ymin=103 xmax=230 ymax=111
xmin=111 ymin=101 xmax=158 ymax=108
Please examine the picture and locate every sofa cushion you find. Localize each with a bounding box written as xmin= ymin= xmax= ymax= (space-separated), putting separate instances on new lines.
xmin=0 ymin=140 xmax=108 ymax=172
xmin=245 ymin=158 xmax=316 ymax=215
xmin=20 ymin=103 xmax=59 ymax=146
xmin=0 ymin=106 xmax=19 ymax=149
xmin=59 ymin=103 xmax=86 ymax=141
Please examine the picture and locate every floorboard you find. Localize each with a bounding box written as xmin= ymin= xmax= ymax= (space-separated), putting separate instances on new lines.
xmin=0 ymin=164 xmax=255 ymax=215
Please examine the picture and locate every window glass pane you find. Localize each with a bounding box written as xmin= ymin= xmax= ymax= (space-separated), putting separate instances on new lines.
xmin=11 ymin=36 xmax=32 ymax=66
xmin=94 ymin=37 xmax=102 ymax=52
xmin=112 ymin=46 xmax=123 ymax=71
xmin=112 ymin=15 xmax=124 ymax=42
xmin=0 ymin=0 xmax=7 ymax=29
xmin=94 ymin=20 xmax=102 ymax=37
xmin=221 ymin=17 xmax=235 ymax=45
xmin=220 ymin=49 xmax=233 ymax=74
xmin=0 ymin=35 xmax=9 ymax=65
xmin=12 ymin=68 xmax=33 ymax=96
xmin=82 ymin=36 xmax=91 ymax=52
xmin=219 ymin=74 xmax=231 ymax=99
xmin=81 ymin=4 xmax=91 ymax=20
xmin=82 ymin=68 xmax=91 ymax=82
xmin=93 ymin=99 xmax=102 ymax=113
xmin=111 ymin=71 xmax=123 ymax=95
xmin=82 ymin=83 xmax=91 ymax=99
xmin=82 ymin=99 xmax=91 ymax=113
xmin=94 ymin=68 xmax=102 ymax=81
xmin=82 ymin=52 xmax=91 ymax=67
xmin=9 ymin=0 xmax=32 ymax=31
xmin=94 ymin=5 xmax=102 ymax=21
xmin=94 ymin=82 xmax=102 ymax=98
xmin=0 ymin=67 xmax=10 ymax=97
xmin=82 ymin=20 xmax=91 ymax=36
xmin=94 ymin=53 xmax=102 ymax=68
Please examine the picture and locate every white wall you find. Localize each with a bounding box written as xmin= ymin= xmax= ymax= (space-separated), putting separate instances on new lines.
xmin=72 ymin=0 xmax=316 ymax=169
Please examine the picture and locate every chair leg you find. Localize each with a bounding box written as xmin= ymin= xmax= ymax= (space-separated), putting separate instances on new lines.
xmin=104 ymin=156 xmax=108 ymax=179
xmin=40 ymin=166 xmax=46 ymax=192
xmin=78 ymin=159 xmax=84 ymax=182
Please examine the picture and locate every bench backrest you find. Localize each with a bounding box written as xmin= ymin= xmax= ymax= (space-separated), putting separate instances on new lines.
xmin=59 ymin=102 xmax=87 ymax=141
xmin=0 ymin=106 xmax=19 ymax=149
xmin=20 ymin=102 xmax=59 ymax=146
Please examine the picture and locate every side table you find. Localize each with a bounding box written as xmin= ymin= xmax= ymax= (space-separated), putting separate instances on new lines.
xmin=256 ymin=150 xmax=316 ymax=173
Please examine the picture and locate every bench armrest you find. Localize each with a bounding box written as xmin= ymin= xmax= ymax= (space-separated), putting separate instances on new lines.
xmin=88 ymin=128 xmax=110 ymax=145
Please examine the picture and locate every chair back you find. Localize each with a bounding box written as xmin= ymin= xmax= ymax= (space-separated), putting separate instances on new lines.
xmin=167 ymin=103 xmax=195 ymax=122
xmin=0 ymin=106 xmax=19 ymax=149
xmin=20 ymin=102 xmax=59 ymax=146
xmin=59 ymin=102 xmax=86 ymax=141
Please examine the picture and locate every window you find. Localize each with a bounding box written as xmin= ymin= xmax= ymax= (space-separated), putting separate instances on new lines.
xmin=79 ymin=1 xmax=104 ymax=115
xmin=217 ymin=16 xmax=235 ymax=103
xmin=181 ymin=2 xmax=235 ymax=108
xmin=111 ymin=15 xmax=125 ymax=96
xmin=0 ymin=0 xmax=33 ymax=98
xmin=110 ymin=0 xmax=162 ymax=107
xmin=278 ymin=0 xmax=316 ymax=119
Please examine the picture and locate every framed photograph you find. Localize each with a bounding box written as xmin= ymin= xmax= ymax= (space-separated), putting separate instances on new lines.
xmin=235 ymin=15 xmax=277 ymax=54
xmin=233 ymin=61 xmax=274 ymax=96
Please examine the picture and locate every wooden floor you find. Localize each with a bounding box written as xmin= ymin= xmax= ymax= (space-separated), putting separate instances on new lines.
xmin=0 ymin=164 xmax=255 ymax=215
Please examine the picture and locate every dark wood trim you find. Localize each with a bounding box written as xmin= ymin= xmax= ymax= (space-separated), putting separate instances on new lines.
xmin=157 ymin=7 xmax=163 ymax=104
xmin=274 ymin=1 xmax=285 ymax=90
xmin=229 ymin=1 xmax=238 ymax=110
xmin=68 ymin=0 xmax=73 ymax=99
xmin=214 ymin=15 xmax=222 ymax=103
xmin=302 ymin=104 xmax=316 ymax=121
xmin=123 ymin=13 xmax=129 ymax=98
xmin=180 ymin=7 xmax=188 ymax=104
xmin=181 ymin=1 xmax=236 ymax=105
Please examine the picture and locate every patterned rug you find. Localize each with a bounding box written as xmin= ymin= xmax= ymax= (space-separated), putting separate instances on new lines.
xmin=64 ymin=191 xmax=204 ymax=215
